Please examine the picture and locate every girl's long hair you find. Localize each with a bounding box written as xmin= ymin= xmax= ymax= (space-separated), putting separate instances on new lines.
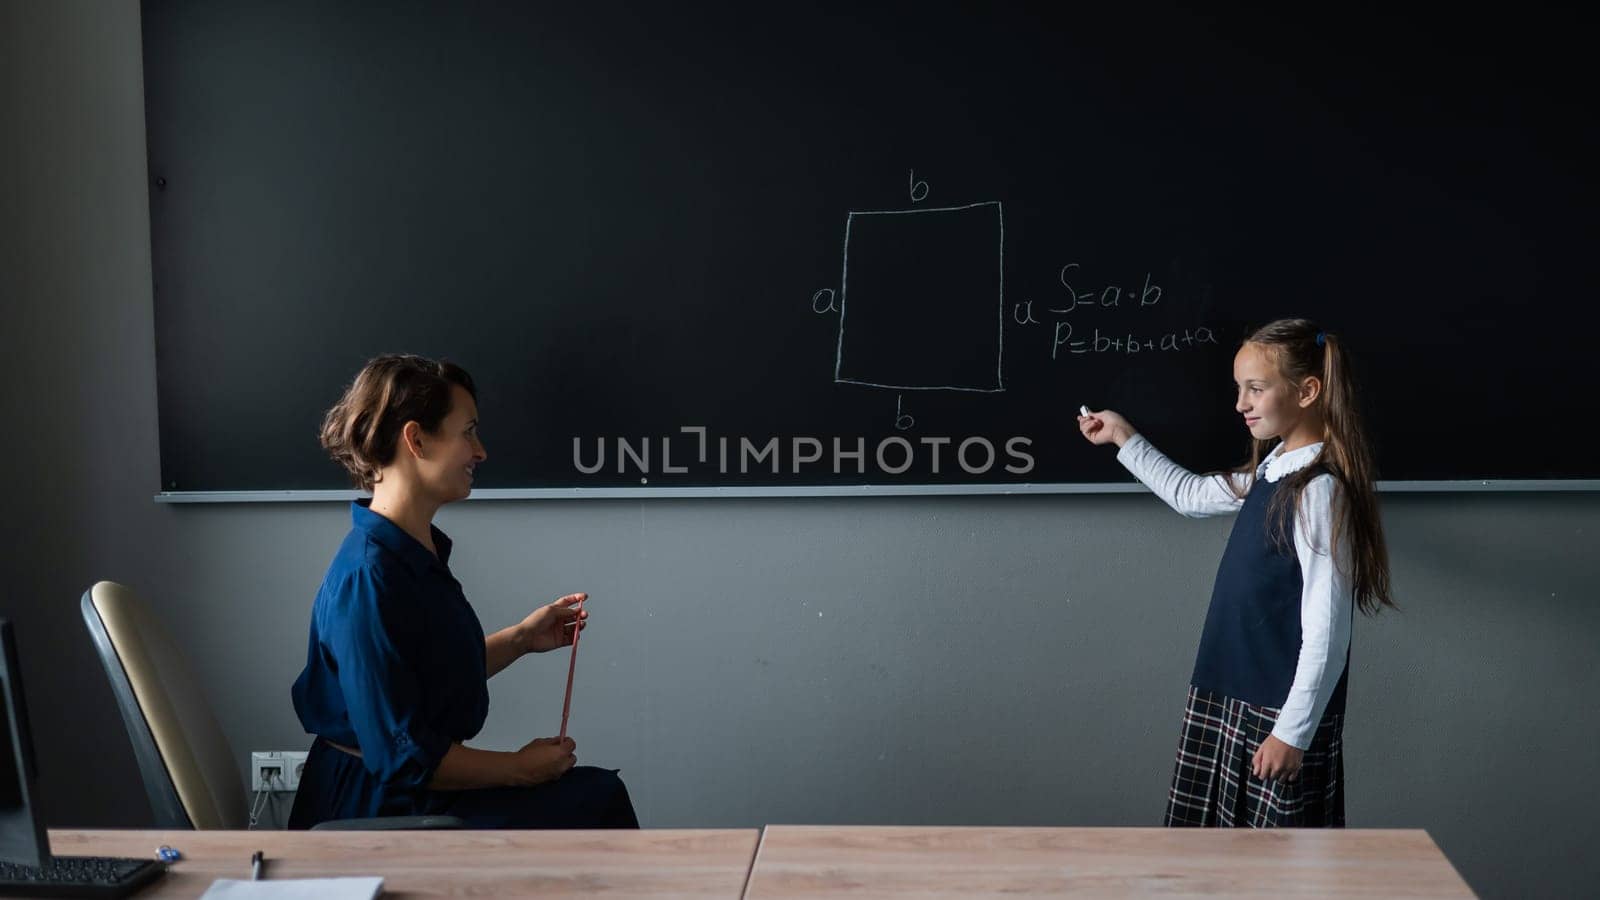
xmin=1227 ymin=319 xmax=1395 ymax=615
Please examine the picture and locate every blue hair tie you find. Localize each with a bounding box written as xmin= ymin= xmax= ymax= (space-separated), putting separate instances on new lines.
xmin=1315 ymin=331 xmax=1326 ymax=347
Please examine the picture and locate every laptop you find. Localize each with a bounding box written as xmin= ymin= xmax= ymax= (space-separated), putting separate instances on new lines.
xmin=0 ymin=619 xmax=165 ymax=897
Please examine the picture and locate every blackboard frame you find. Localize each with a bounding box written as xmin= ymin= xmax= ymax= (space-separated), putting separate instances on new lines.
xmin=140 ymin=2 xmax=1600 ymax=498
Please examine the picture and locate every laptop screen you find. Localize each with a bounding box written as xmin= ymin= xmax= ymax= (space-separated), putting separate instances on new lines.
xmin=0 ymin=619 xmax=50 ymax=868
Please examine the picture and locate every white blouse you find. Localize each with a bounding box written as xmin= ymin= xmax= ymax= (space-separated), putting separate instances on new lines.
xmin=1116 ymin=433 xmax=1353 ymax=750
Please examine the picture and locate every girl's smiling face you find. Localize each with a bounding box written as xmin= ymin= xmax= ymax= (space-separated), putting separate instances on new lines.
xmin=1233 ymin=342 xmax=1315 ymax=445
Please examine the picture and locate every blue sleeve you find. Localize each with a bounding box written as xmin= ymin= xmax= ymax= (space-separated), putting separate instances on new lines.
xmin=321 ymin=565 xmax=452 ymax=789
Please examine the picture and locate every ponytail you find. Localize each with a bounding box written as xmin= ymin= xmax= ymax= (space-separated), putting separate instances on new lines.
xmin=1223 ymin=320 xmax=1395 ymax=615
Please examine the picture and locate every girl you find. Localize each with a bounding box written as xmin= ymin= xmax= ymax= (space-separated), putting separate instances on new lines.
xmin=289 ymin=354 xmax=638 ymax=828
xmin=1079 ymin=318 xmax=1393 ymax=827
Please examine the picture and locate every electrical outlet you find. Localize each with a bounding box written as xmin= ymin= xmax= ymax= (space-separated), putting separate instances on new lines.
xmin=282 ymin=750 xmax=308 ymax=791
xmin=251 ymin=750 xmax=310 ymax=792
xmin=250 ymin=751 xmax=284 ymax=791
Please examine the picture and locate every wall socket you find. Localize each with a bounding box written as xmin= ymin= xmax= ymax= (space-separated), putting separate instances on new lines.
xmin=250 ymin=750 xmax=309 ymax=792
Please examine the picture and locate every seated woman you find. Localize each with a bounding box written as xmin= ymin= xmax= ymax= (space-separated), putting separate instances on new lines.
xmin=288 ymin=354 xmax=637 ymax=829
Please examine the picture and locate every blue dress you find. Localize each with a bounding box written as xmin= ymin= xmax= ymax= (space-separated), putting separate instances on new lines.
xmin=288 ymin=501 xmax=636 ymax=828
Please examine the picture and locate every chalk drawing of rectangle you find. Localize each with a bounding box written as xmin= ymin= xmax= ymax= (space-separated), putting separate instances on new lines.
xmin=834 ymin=201 xmax=1003 ymax=392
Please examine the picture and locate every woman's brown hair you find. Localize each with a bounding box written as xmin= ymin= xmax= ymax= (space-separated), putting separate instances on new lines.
xmin=1226 ymin=319 xmax=1395 ymax=615
xmin=320 ymin=354 xmax=476 ymax=491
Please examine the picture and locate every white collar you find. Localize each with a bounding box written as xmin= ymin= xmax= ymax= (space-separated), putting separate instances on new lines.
xmin=1259 ymin=441 xmax=1324 ymax=482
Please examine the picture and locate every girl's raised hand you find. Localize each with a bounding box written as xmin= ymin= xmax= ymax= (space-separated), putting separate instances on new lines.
xmin=1077 ymin=408 xmax=1135 ymax=447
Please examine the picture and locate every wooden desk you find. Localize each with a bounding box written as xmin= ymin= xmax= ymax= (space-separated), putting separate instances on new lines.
xmin=49 ymin=828 xmax=760 ymax=898
xmin=744 ymin=826 xmax=1476 ymax=898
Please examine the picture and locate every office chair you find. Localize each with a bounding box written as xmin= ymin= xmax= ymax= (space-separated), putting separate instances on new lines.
xmin=80 ymin=581 xmax=460 ymax=831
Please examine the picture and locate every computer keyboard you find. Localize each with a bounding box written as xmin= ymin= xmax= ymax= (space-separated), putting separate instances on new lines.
xmin=0 ymin=854 xmax=164 ymax=897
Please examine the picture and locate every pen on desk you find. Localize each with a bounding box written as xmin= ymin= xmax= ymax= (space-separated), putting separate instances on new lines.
xmin=251 ymin=850 xmax=266 ymax=881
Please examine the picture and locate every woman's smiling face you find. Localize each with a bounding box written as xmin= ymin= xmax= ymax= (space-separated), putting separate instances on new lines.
xmin=414 ymin=384 xmax=486 ymax=502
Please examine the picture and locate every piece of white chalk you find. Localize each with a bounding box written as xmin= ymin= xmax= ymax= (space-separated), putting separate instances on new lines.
xmin=1079 ymin=405 xmax=1090 ymax=417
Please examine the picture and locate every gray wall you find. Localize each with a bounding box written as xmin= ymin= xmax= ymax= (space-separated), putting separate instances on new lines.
xmin=3 ymin=3 xmax=1596 ymax=897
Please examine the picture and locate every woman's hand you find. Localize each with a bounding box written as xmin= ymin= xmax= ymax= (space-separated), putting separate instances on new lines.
xmin=1077 ymin=408 xmax=1136 ymax=447
xmin=507 ymin=737 xmax=577 ymax=786
xmin=429 ymin=740 xmax=574 ymax=791
xmin=519 ymin=593 xmax=588 ymax=653
xmin=1252 ymin=734 xmax=1303 ymax=783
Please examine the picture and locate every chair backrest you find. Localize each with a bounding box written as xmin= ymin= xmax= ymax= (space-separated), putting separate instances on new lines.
xmin=80 ymin=581 xmax=247 ymax=829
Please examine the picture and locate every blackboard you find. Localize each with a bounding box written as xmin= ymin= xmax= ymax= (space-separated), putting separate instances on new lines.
xmin=141 ymin=2 xmax=1599 ymax=495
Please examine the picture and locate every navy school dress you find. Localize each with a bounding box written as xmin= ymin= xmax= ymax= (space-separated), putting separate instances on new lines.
xmin=1164 ymin=470 xmax=1350 ymax=828
xmin=288 ymin=500 xmax=637 ymax=829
